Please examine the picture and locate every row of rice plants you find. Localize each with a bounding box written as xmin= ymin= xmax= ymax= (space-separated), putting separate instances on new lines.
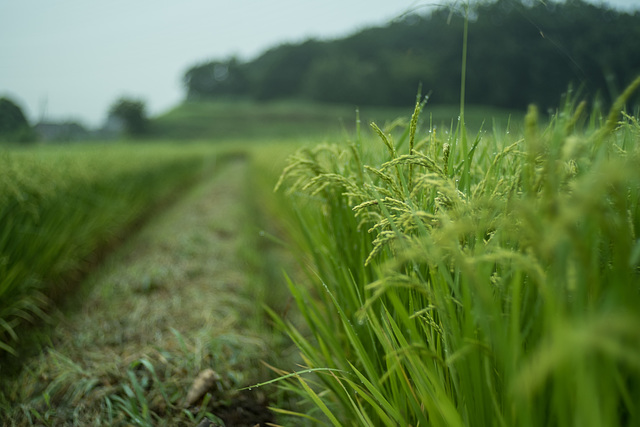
xmin=270 ymin=78 xmax=640 ymax=425
xmin=0 ymin=143 xmax=216 ymax=356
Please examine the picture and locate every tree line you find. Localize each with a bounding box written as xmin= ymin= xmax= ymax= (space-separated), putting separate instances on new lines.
xmin=0 ymin=96 xmax=149 ymax=143
xmin=183 ymin=0 xmax=640 ymax=111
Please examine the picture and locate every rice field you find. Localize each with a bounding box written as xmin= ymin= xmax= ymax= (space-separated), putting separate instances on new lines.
xmin=1 ymin=81 xmax=639 ymax=424
xmin=265 ymin=78 xmax=640 ymax=425
xmin=0 ymin=143 xmax=217 ymax=355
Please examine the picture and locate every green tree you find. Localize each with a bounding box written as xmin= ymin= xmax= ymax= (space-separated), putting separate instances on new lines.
xmin=183 ymin=57 xmax=249 ymax=100
xmin=252 ymin=40 xmax=327 ymax=100
xmin=108 ymin=98 xmax=149 ymax=136
xmin=302 ymin=54 xmax=391 ymax=104
xmin=181 ymin=0 xmax=640 ymax=110
xmin=0 ymin=97 xmax=36 ymax=143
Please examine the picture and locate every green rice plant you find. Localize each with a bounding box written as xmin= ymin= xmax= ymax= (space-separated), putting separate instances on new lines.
xmin=109 ymin=358 xmax=169 ymax=426
xmin=0 ymin=143 xmax=215 ymax=355
xmin=272 ymin=75 xmax=640 ymax=425
xmin=2 ymin=152 xmax=281 ymax=426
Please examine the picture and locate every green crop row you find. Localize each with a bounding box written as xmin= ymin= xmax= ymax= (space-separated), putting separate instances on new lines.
xmin=270 ymin=78 xmax=640 ymax=425
xmin=0 ymin=143 xmax=216 ymax=356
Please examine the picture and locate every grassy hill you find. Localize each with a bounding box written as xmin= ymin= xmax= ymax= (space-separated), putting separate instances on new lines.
xmin=150 ymin=99 xmax=524 ymax=142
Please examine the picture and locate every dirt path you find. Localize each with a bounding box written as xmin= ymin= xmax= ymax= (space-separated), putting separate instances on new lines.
xmin=2 ymin=156 xmax=278 ymax=426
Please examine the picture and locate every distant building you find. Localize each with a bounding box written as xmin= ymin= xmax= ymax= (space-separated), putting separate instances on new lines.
xmin=35 ymin=121 xmax=90 ymax=142
xmin=96 ymin=115 xmax=125 ymax=139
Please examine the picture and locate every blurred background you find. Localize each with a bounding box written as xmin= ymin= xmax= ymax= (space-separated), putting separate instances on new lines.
xmin=1 ymin=0 xmax=639 ymax=142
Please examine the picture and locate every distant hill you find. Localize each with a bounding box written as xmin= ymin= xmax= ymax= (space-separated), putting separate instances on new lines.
xmin=150 ymin=99 xmax=523 ymax=142
xmin=183 ymin=0 xmax=640 ymax=111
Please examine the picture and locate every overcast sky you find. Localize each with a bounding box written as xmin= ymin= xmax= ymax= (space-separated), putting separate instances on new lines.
xmin=1 ymin=0 xmax=638 ymax=127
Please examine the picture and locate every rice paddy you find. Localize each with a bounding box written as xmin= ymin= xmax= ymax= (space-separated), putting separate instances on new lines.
xmin=265 ymin=78 xmax=640 ymax=425
xmin=1 ymin=81 xmax=639 ymax=425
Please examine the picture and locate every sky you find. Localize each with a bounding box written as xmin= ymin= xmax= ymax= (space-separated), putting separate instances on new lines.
xmin=1 ymin=0 xmax=638 ymax=128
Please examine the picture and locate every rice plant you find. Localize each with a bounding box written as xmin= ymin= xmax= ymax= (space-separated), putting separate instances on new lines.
xmin=272 ymin=76 xmax=640 ymax=425
xmin=0 ymin=143 xmax=215 ymax=355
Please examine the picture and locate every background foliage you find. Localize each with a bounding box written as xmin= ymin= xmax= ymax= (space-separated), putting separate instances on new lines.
xmin=0 ymin=97 xmax=36 ymax=143
xmin=184 ymin=0 xmax=640 ymax=111
xmin=108 ymin=98 xmax=150 ymax=136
